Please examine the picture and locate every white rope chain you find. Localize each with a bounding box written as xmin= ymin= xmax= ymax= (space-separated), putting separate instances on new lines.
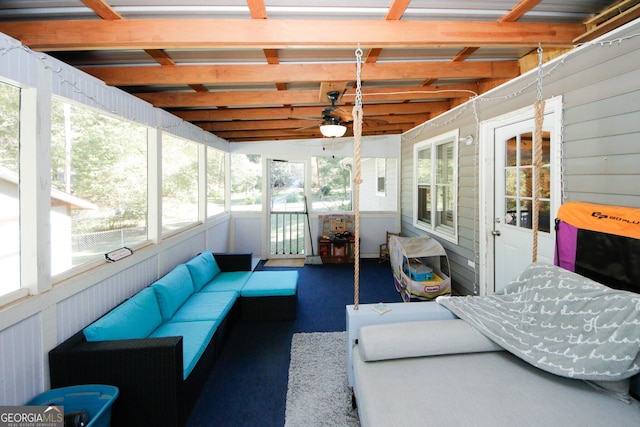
xmin=352 ymin=46 xmax=364 ymax=310
xmin=532 ymin=44 xmax=545 ymax=263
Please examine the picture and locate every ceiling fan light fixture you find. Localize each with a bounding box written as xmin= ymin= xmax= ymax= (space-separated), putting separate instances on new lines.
xmin=320 ymin=124 xmax=347 ymax=138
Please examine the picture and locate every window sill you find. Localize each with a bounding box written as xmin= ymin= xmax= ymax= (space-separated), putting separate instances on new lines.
xmin=0 ymin=288 xmax=29 ymax=311
xmin=414 ymin=222 xmax=458 ymax=244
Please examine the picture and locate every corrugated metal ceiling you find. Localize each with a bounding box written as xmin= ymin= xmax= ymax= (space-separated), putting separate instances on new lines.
xmin=0 ymin=0 xmax=632 ymax=141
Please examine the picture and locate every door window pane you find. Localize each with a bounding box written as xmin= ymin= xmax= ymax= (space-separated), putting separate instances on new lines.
xmin=502 ymin=131 xmax=551 ymax=233
xmin=505 ymin=168 xmax=517 ymax=196
xmin=270 ymin=160 xmax=304 ymax=212
xmin=505 ymin=198 xmax=517 ymax=226
xmin=520 ymin=167 xmax=533 ymax=197
xmin=520 ymin=132 xmax=533 ymax=166
xmin=505 ymin=137 xmax=517 ymax=167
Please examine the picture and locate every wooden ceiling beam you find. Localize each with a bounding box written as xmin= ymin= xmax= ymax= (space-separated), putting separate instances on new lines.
xmin=246 ymin=0 xmax=268 ymax=19
xmin=426 ymin=0 xmax=543 ymax=88
xmin=345 ymin=84 xmax=478 ymax=101
xmin=318 ymin=82 xmax=349 ymax=102
xmin=0 ymin=19 xmax=584 ymax=51
xmin=134 ymin=84 xmax=476 ymax=108
xmin=204 ymin=119 xmax=320 ymax=131
xmin=80 ymin=0 xmax=122 ymax=20
xmin=499 ymin=0 xmax=543 ymax=23
xmin=84 ymin=61 xmax=519 ymax=86
xmin=172 ymin=101 xmax=450 ymax=121
xmin=246 ymin=1 xmax=290 ymax=94
xmin=574 ymin=2 xmax=640 ymax=43
xmin=81 ymin=0 xmax=211 ymax=94
xmin=212 ymin=128 xmax=323 ymax=140
xmin=365 ymin=0 xmax=411 ymax=63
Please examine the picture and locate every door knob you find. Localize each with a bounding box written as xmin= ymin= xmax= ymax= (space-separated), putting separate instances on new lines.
xmin=491 ymin=230 xmax=501 ymax=236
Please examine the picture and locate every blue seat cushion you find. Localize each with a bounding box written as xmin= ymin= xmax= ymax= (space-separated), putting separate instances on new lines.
xmin=171 ymin=291 xmax=238 ymax=323
xmin=151 ymin=264 xmax=195 ymax=321
xmin=199 ymin=271 xmax=252 ymax=293
xmin=83 ymin=287 xmax=163 ymax=342
xmin=241 ymin=271 xmax=298 ymax=297
xmin=149 ymin=320 xmax=216 ymax=379
xmin=185 ymin=251 xmax=221 ymax=292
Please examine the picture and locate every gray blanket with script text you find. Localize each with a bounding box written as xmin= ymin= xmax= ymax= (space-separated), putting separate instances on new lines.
xmin=437 ymin=263 xmax=640 ymax=381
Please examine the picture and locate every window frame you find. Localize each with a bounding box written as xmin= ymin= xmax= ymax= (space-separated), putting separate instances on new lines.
xmin=0 ymin=79 xmax=23 ymax=301
xmin=48 ymin=97 xmax=151 ymax=276
xmin=206 ymin=145 xmax=227 ymax=218
xmin=161 ymin=131 xmax=200 ymax=235
xmin=413 ymin=129 xmax=459 ymax=243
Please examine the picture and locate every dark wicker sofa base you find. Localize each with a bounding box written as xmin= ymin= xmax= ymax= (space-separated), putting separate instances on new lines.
xmin=48 ymin=253 xmax=299 ymax=427
xmin=240 ymin=294 xmax=297 ymax=322
xmin=49 ymin=302 xmax=239 ymax=427
xmin=49 ymin=293 xmax=298 ymax=426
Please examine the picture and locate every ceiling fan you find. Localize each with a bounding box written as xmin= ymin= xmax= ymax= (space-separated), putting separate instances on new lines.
xmin=321 ymin=90 xmax=354 ymax=124
xmin=295 ymin=91 xmax=352 ymax=137
xmin=296 ymin=90 xmax=387 ymax=136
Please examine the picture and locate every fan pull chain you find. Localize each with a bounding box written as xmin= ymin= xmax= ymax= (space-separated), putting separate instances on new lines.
xmin=353 ymin=45 xmax=364 ymax=310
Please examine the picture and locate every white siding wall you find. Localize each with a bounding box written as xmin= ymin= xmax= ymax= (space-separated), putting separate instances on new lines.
xmin=400 ymin=18 xmax=640 ymax=295
xmin=56 ymin=256 xmax=159 ymax=342
xmin=0 ymin=315 xmax=43 ymax=406
xmin=359 ymin=158 xmax=398 ymax=212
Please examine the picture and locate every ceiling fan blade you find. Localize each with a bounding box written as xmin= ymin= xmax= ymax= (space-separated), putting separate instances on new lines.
xmin=291 ymin=116 xmax=323 ymax=121
xmin=295 ymin=123 xmax=322 ymax=131
xmin=330 ymin=107 xmax=353 ymax=122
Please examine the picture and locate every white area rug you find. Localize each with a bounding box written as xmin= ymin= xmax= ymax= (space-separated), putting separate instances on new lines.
xmin=285 ymin=332 xmax=360 ymax=427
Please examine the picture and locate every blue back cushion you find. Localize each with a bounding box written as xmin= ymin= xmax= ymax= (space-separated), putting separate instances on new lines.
xmin=83 ymin=287 xmax=163 ymax=342
xmin=185 ymin=251 xmax=221 ymax=292
xmin=151 ymin=264 xmax=195 ymax=321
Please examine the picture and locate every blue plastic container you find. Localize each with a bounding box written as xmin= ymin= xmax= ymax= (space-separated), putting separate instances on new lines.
xmin=28 ymin=384 xmax=119 ymax=427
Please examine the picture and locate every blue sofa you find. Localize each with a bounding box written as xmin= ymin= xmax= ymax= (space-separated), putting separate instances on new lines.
xmin=49 ymin=252 xmax=298 ymax=427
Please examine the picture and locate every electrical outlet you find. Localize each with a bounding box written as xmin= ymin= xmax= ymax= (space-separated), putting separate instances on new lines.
xmin=467 ymin=259 xmax=475 ymax=269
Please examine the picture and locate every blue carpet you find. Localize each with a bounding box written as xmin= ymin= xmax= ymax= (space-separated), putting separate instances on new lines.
xmin=186 ymin=259 xmax=402 ymax=427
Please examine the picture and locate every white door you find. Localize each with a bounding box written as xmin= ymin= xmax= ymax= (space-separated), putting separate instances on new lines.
xmin=490 ymin=100 xmax=562 ymax=293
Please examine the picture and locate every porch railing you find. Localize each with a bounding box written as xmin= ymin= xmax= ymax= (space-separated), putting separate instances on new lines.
xmin=270 ymin=212 xmax=306 ymax=255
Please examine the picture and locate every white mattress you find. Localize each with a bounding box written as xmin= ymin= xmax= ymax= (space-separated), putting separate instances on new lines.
xmin=353 ymin=345 xmax=640 ymax=427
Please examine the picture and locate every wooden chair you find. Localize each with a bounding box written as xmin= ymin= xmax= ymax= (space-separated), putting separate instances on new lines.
xmin=379 ymin=231 xmax=399 ymax=263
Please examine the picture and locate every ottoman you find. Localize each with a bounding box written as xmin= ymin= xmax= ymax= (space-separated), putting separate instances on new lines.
xmin=240 ymin=271 xmax=298 ymax=321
